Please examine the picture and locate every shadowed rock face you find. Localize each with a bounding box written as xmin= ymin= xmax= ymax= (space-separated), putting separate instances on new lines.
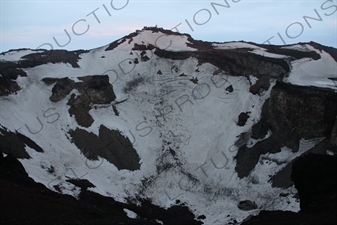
xmin=49 ymin=77 xmax=76 ymax=102
xmin=69 ymin=125 xmax=141 ymax=171
xmin=155 ymin=48 xmax=289 ymax=79
xmin=330 ymin=118 xmax=337 ymax=146
xmin=0 ymin=78 xmax=21 ymax=96
xmin=0 ymin=152 xmax=201 ymax=225
xmin=291 ymin=153 xmax=337 ymax=211
xmin=241 ymin=153 xmax=337 ymax=225
xmin=79 ymin=75 xmax=116 ymax=104
xmin=0 ymin=127 xmax=44 ymax=159
xmin=268 ymin=82 xmax=337 ymax=147
xmin=235 ymin=82 xmax=337 ymax=179
xmin=0 ymin=61 xmax=26 ymax=96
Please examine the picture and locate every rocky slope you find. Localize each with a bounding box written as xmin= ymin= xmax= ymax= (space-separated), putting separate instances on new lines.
xmin=0 ymin=27 xmax=336 ymax=224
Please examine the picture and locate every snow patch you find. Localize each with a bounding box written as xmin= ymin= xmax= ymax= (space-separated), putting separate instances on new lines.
xmin=283 ymin=49 xmax=337 ymax=90
xmin=123 ymin=208 xmax=138 ymax=219
xmin=213 ymin=42 xmax=265 ymax=50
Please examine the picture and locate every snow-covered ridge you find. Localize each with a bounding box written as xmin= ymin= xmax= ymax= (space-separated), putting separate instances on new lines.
xmin=213 ymin=42 xmax=265 ymax=50
xmin=129 ymin=29 xmax=197 ymax=52
xmin=0 ymin=49 xmax=43 ymax=62
xmin=3 ymin=29 xmax=335 ymax=90
xmin=283 ymin=44 xmax=337 ymax=90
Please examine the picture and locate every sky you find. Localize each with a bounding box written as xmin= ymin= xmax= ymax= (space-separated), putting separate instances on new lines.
xmin=1 ymin=0 xmax=336 ymax=53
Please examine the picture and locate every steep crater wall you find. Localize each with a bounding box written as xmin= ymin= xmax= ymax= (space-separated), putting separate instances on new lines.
xmin=235 ymin=82 xmax=337 ymax=179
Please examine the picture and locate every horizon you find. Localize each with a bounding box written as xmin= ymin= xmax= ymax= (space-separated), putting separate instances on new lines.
xmin=1 ymin=0 xmax=337 ymax=53
xmin=1 ymin=26 xmax=335 ymax=54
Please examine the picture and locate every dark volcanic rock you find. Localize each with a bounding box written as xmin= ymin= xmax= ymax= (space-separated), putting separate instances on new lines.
xmin=249 ymin=76 xmax=271 ymax=95
xmin=251 ymin=99 xmax=270 ymax=139
xmin=0 ymin=61 xmax=26 ymax=96
xmin=70 ymin=75 xmax=115 ymax=127
xmin=49 ymin=77 xmax=76 ymax=102
xmin=238 ymin=200 xmax=258 ymax=211
xmin=78 ymin=75 xmax=116 ymax=104
xmin=132 ymin=43 xmax=148 ymax=51
xmin=270 ymin=162 xmax=294 ymax=188
xmin=0 ymin=151 xmax=201 ymax=225
xmin=235 ymin=135 xmax=281 ymax=178
xmin=0 ymin=49 xmax=88 ymax=96
xmin=70 ymin=125 xmax=140 ymax=171
xmin=291 ymin=153 xmax=337 ymax=211
xmin=242 ymin=153 xmax=337 ymax=225
xmin=237 ymin=112 xmax=250 ymax=126
xmin=268 ymin=82 xmax=337 ymax=150
xmin=0 ymin=153 xmax=33 ymax=184
xmin=308 ymin=41 xmax=337 ymax=62
xmin=68 ymin=93 xmax=94 ymax=128
xmin=20 ymin=49 xmax=88 ymax=68
xmin=0 ymin=78 xmax=21 ymax=96
xmin=241 ymin=209 xmax=336 ymax=225
xmin=0 ymin=61 xmax=27 ymax=80
xmin=331 ymin=117 xmax=337 ymax=146
xmin=226 ymin=84 xmax=233 ymax=93
xmin=252 ymin=41 xmax=321 ymax=60
xmin=155 ymin=48 xmax=289 ymax=79
xmin=270 ymin=138 xmax=336 ymax=189
xmin=105 ymin=31 xmax=138 ymax=51
xmin=44 ymin=75 xmax=116 ymax=127
xmin=66 ymin=178 xmax=95 ymax=191
xmin=235 ymin=82 xmax=337 ymax=178
xmin=0 ymin=127 xmax=44 ymax=158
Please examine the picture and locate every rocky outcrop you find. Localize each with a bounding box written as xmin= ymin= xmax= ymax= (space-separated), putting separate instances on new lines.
xmin=0 ymin=78 xmax=21 ymax=96
xmin=48 ymin=77 xmax=76 ymax=102
xmin=237 ymin=112 xmax=250 ymax=126
xmin=268 ymin=82 xmax=337 ymax=148
xmin=0 ymin=61 xmax=26 ymax=96
xmin=155 ymin=48 xmax=289 ymax=79
xmin=43 ymin=75 xmax=116 ymax=127
xmin=235 ymin=82 xmax=337 ymax=178
xmin=67 ymin=93 xmax=94 ymax=127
